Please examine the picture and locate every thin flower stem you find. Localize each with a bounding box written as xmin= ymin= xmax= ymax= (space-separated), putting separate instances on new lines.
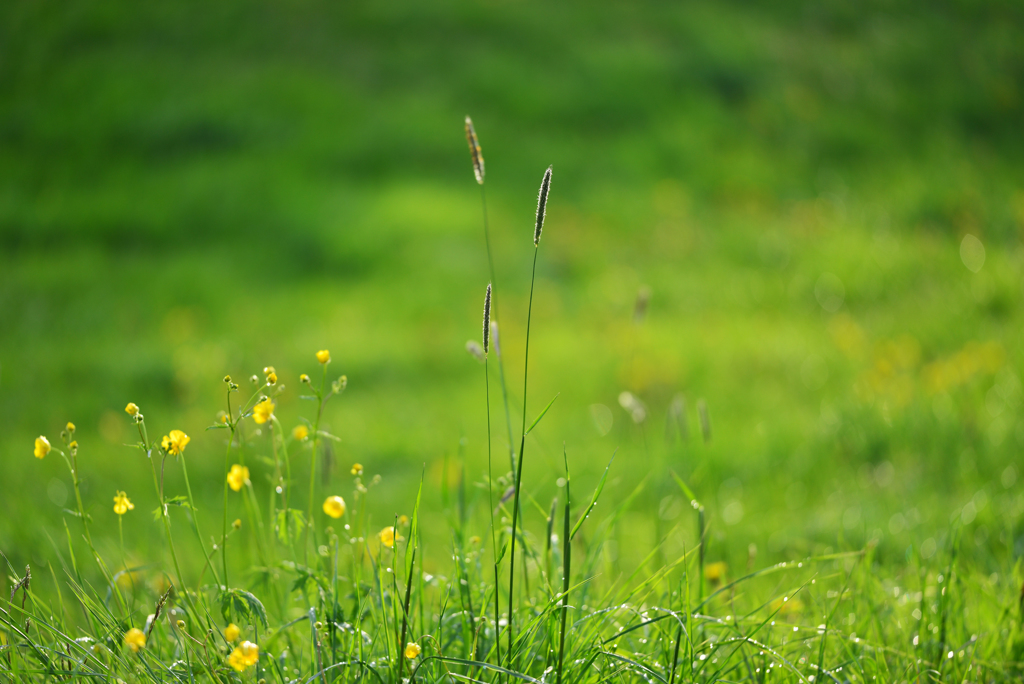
xmin=305 ymin=364 xmax=328 ymax=566
xmin=507 ymin=245 xmax=539 ymax=669
xmin=485 ymin=358 xmax=501 ymax=668
xmin=480 ymin=183 xmax=517 ymax=477
xmin=179 ymin=454 xmax=221 ymax=587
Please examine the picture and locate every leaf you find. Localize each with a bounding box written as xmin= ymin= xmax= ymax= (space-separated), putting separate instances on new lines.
xmin=205 ymin=423 xmax=230 ymax=431
xmin=276 ymin=509 xmax=306 ymax=545
xmin=570 ymin=453 xmax=614 ymax=541
xmin=61 ymin=509 xmax=93 ymax=523
xmin=220 ymin=588 xmax=269 ymax=628
xmin=670 ymin=471 xmax=701 ymax=508
xmin=525 ymin=393 xmax=560 ymax=435
xmin=316 ymin=430 xmax=342 ymax=443
xmin=495 ymin=539 xmax=510 ymax=565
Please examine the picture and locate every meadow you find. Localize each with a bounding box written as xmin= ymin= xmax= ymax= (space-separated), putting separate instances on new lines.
xmin=2 ymin=0 xmax=1024 ymax=681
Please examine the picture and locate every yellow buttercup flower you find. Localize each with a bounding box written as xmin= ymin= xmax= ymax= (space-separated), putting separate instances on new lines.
xmin=34 ymin=436 xmax=51 ymax=459
xmin=252 ymin=398 xmax=275 ymax=425
xmin=351 ymin=463 xmax=363 ymax=476
xmin=293 ymin=425 xmax=309 ymax=441
xmin=161 ymin=430 xmax=190 ymax=456
xmin=704 ymin=561 xmax=727 ymax=584
xmin=405 ymin=642 xmax=421 ymax=659
xmin=125 ymin=403 xmax=139 ymax=416
xmin=224 ymin=623 xmax=240 ymax=642
xmin=299 ymin=373 xmax=310 ymax=384
xmin=232 ymin=518 xmax=242 ymax=530
xmin=316 ymin=349 xmax=331 ymax=364
xmin=379 ymin=526 xmax=397 ymax=548
xmin=124 ymin=628 xmax=146 ymax=653
xmin=266 ymin=371 xmax=277 ymax=385
xmin=323 ymin=496 xmax=346 ymax=519
xmin=66 ymin=422 xmax=76 ymax=433
xmin=113 ymin=491 xmax=134 ymax=515
xmin=227 ymin=464 xmax=250 ymax=492
xmin=227 ymin=640 xmax=259 ymax=671
xmin=398 ymin=515 xmax=409 ymax=526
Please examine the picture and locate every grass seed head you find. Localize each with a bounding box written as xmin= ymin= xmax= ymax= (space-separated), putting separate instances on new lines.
xmin=483 ymin=282 xmax=492 ymax=354
xmin=535 ymin=166 xmax=552 ymax=246
xmin=465 ymin=116 xmax=484 ymax=184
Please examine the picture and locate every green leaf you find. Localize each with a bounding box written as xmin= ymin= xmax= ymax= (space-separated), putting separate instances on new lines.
xmin=670 ymin=471 xmax=701 ymax=508
xmin=220 ymin=588 xmax=269 ymax=628
xmin=570 ymin=453 xmax=614 ymax=541
xmin=496 ymin=539 xmax=510 ymax=565
xmin=275 ymin=509 xmax=306 ymax=544
xmin=525 ymin=393 xmax=560 ymax=435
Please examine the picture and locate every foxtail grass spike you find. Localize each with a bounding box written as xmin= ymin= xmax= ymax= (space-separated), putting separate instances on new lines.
xmin=535 ymin=166 xmax=552 ymax=246
xmin=465 ymin=116 xmax=484 ymax=184
xmin=483 ymin=283 xmax=492 ymax=354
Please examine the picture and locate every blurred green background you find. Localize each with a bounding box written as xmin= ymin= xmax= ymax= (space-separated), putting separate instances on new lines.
xmin=2 ymin=1 xmax=1024 ymax=581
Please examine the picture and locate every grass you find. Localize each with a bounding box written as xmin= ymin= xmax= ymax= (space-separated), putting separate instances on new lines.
xmin=3 ymin=0 xmax=1024 ymax=680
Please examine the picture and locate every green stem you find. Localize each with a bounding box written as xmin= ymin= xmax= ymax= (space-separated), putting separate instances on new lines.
xmin=180 ymin=453 xmax=221 ymax=588
xmin=480 ymin=183 xmax=517 ymax=476
xmin=305 ymin=365 xmax=328 ymax=566
xmin=485 ymin=358 xmax=501 ymax=669
xmin=507 ymin=245 xmax=539 ymax=669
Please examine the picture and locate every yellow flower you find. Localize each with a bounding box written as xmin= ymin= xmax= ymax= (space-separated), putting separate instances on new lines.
xmin=161 ymin=430 xmax=190 ymax=456
xmin=266 ymin=371 xmax=277 ymax=385
xmin=351 ymin=463 xmax=364 ymax=476
xmin=323 ymin=496 xmax=346 ymax=519
xmin=704 ymin=561 xmax=727 ymax=584
xmin=404 ymin=642 xmax=421 ymax=659
xmin=252 ymin=398 xmax=275 ymax=425
xmin=398 ymin=515 xmax=409 ymax=526
xmin=770 ymin=596 xmax=804 ymax=616
xmin=293 ymin=425 xmax=309 ymax=441
xmin=218 ymin=411 xmax=229 ymax=424
xmin=299 ymin=373 xmax=310 ymax=384
xmin=66 ymin=422 xmax=76 ymax=433
xmin=125 ymin=403 xmax=139 ymax=416
xmin=263 ymin=366 xmax=275 ymax=375
xmin=232 ymin=518 xmax=242 ymax=530
xmin=224 ymin=623 xmax=240 ymax=642
xmin=227 ymin=464 xmax=250 ymax=492
xmin=34 ymin=436 xmax=51 ymax=459
xmin=379 ymin=526 xmax=397 ymax=548
xmin=469 ymin=535 xmax=481 ymax=545
xmin=227 ymin=640 xmax=259 ymax=672
xmin=124 ymin=627 xmax=146 ymax=653
xmin=316 ymin=349 xmax=331 ymax=364
xmin=69 ymin=441 xmax=78 ymax=450
xmin=113 ymin=491 xmax=135 ymax=515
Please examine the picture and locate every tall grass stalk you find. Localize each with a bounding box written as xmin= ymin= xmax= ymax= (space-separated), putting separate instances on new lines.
xmin=467 ymin=116 xmax=517 ymax=476
xmin=507 ymin=165 xmax=552 ymax=668
xmin=556 ymin=446 xmax=572 ymax=684
xmin=482 ymin=283 xmax=503 ymax=668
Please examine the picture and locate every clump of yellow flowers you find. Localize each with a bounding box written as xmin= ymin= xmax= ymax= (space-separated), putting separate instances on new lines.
xmin=33 ymin=436 xmax=51 ymax=459
xmin=227 ymin=464 xmax=250 ymax=492
xmin=161 ymin=429 xmax=190 ymax=456
xmin=113 ymin=491 xmax=134 ymax=515
xmin=252 ymin=398 xmax=275 ymax=425
xmin=124 ymin=628 xmax=146 ymax=653
xmin=227 ymin=640 xmax=259 ymax=671
xmin=323 ymin=495 xmax=346 ymax=518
